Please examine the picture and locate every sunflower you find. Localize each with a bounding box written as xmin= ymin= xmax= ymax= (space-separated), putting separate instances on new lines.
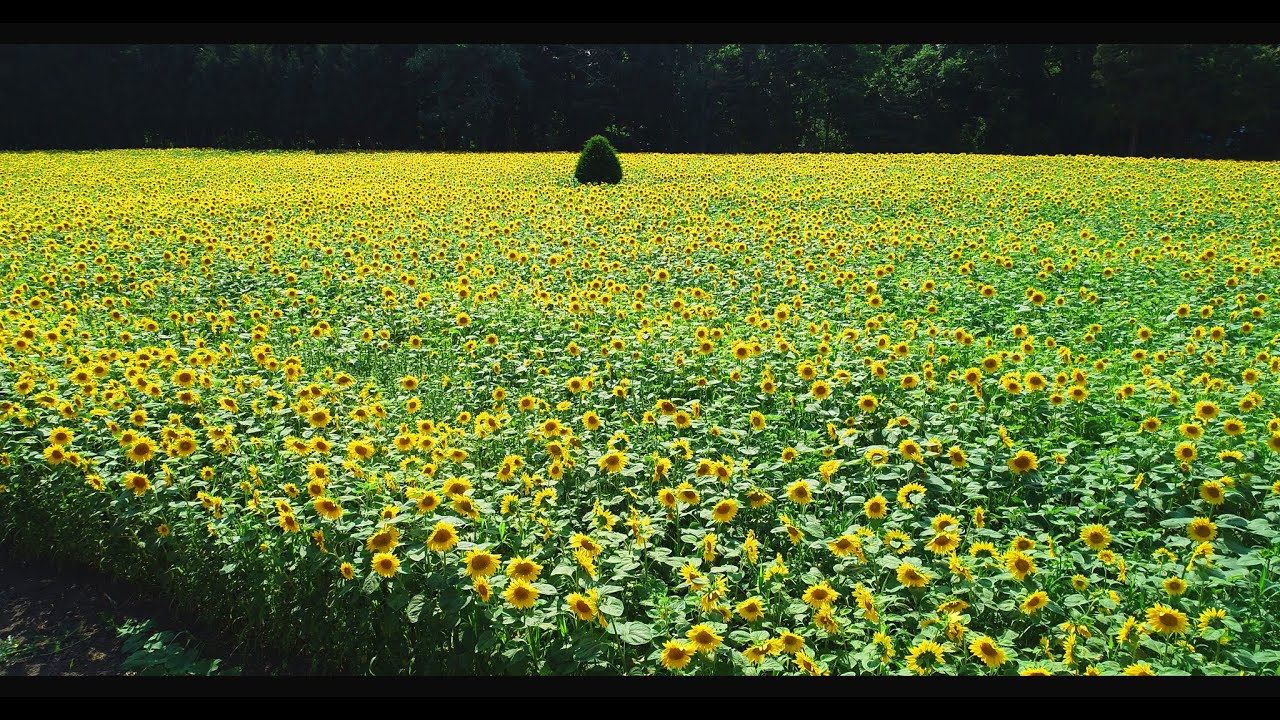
xmin=1006 ymin=550 xmax=1037 ymax=580
xmin=969 ymin=636 xmax=1007 ymax=669
xmin=1163 ymin=576 xmax=1188 ymax=596
xmin=452 ymin=495 xmax=480 ymax=520
xmin=427 ymin=521 xmax=460 ymax=552
xmin=346 ymin=438 xmax=376 ymax=462
xmin=736 ymin=597 xmax=765 ymax=622
xmin=43 ymin=445 xmax=67 ymax=465
xmin=339 ymin=562 xmax=355 ymax=581
xmin=1187 ymin=517 xmax=1217 ymax=542
xmin=863 ymin=494 xmax=888 ymax=519
xmin=802 ymin=582 xmax=838 ymax=608
xmin=810 ymin=380 xmax=831 ymax=400
xmin=1080 ymin=524 xmax=1111 ymax=551
xmin=1007 ymin=450 xmax=1038 ymax=474
xmin=126 ymin=437 xmax=157 ymax=464
xmin=313 ymin=497 xmax=343 ymax=520
xmin=415 ymin=491 xmax=441 ymax=514
xmin=657 ymin=487 xmax=678 ymax=509
xmin=787 ymin=480 xmax=813 ymax=505
xmin=905 ymin=640 xmax=946 ymax=675
xmin=1199 ymin=481 xmax=1225 ymax=506
xmin=1020 ymin=590 xmax=1049 ymax=615
xmin=1123 ymin=662 xmax=1156 ymax=676
xmin=1174 ymin=442 xmax=1198 ymax=463
xmin=1146 ymin=603 xmax=1189 ymax=635
xmin=675 ymin=482 xmax=699 ymax=505
xmin=1222 ymin=418 xmax=1245 ymax=436
xmin=828 ymin=534 xmax=861 ymax=558
xmin=896 ymin=482 xmax=926 ymax=508
xmin=898 ymin=438 xmax=924 ymax=463
xmin=48 ymin=426 xmax=74 ymax=446
xmin=570 ymin=532 xmax=603 ymax=558
xmin=1020 ymin=666 xmax=1052 ymax=676
xmin=371 ymin=552 xmax=400 ymax=578
xmin=565 ymin=591 xmax=598 ymax=621
xmin=124 ymin=472 xmax=151 ymax=496
xmin=365 ymin=525 xmax=401 ymax=554
xmin=463 ymin=549 xmax=500 ymax=579
xmin=858 ymin=394 xmax=878 ymax=412
xmin=897 ymin=562 xmax=930 ymax=588
xmin=1194 ymin=400 xmax=1220 ymax=420
xmin=686 ymin=624 xmax=724 ymax=654
xmin=306 ymin=407 xmax=332 ymax=429
xmin=1071 ymin=574 xmax=1090 ymax=591
xmin=503 ymin=580 xmax=539 ymax=610
xmin=506 ymin=556 xmax=543 ymax=582
xmin=712 ymin=499 xmax=738 ymax=523
xmin=777 ymin=630 xmax=805 ymax=655
xmin=598 ymin=450 xmax=627 ymax=474
xmin=278 ymin=514 xmax=300 ymax=533
xmin=660 ymin=640 xmax=694 ymax=670
xmin=927 ymin=532 xmax=961 ymax=555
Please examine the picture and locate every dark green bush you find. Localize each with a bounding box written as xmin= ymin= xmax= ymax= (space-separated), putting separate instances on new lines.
xmin=573 ymin=135 xmax=622 ymax=185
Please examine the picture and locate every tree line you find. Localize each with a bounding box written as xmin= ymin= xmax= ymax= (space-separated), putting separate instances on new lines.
xmin=2 ymin=43 xmax=1278 ymax=158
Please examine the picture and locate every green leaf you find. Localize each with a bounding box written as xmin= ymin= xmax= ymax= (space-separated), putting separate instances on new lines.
xmin=405 ymin=594 xmax=426 ymax=624
xmin=599 ymin=595 xmax=625 ymax=617
xmin=614 ymin=621 xmax=654 ymax=646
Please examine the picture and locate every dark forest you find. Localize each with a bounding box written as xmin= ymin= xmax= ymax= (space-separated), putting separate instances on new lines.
xmin=3 ymin=43 xmax=1278 ymax=158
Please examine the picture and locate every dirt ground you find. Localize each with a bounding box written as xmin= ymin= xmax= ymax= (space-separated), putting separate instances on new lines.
xmin=0 ymin=550 xmax=284 ymax=676
xmin=0 ymin=552 xmax=141 ymax=675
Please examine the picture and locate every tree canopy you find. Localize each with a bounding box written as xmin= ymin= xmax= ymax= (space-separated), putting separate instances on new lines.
xmin=2 ymin=43 xmax=1277 ymax=158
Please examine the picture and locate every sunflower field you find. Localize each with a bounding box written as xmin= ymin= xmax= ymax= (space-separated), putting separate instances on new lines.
xmin=2 ymin=150 xmax=1279 ymax=676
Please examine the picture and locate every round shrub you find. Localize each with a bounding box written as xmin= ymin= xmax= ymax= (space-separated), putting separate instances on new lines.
xmin=574 ymin=135 xmax=622 ymax=185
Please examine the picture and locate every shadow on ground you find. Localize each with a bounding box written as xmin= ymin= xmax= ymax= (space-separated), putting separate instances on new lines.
xmin=0 ymin=550 xmax=286 ymax=676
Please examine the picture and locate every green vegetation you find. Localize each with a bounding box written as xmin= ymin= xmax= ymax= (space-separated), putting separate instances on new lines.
xmin=574 ymin=135 xmax=623 ymax=184
xmin=2 ymin=44 xmax=1279 ymax=157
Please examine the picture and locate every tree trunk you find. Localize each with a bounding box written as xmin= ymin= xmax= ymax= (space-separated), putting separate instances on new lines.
xmin=1128 ymin=121 xmax=1140 ymax=156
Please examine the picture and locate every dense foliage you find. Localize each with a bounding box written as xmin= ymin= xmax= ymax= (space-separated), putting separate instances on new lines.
xmin=2 ymin=151 xmax=1279 ymax=675
xmin=574 ymin=135 xmax=623 ymax=185
xmin=2 ymin=44 xmax=1280 ymax=158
